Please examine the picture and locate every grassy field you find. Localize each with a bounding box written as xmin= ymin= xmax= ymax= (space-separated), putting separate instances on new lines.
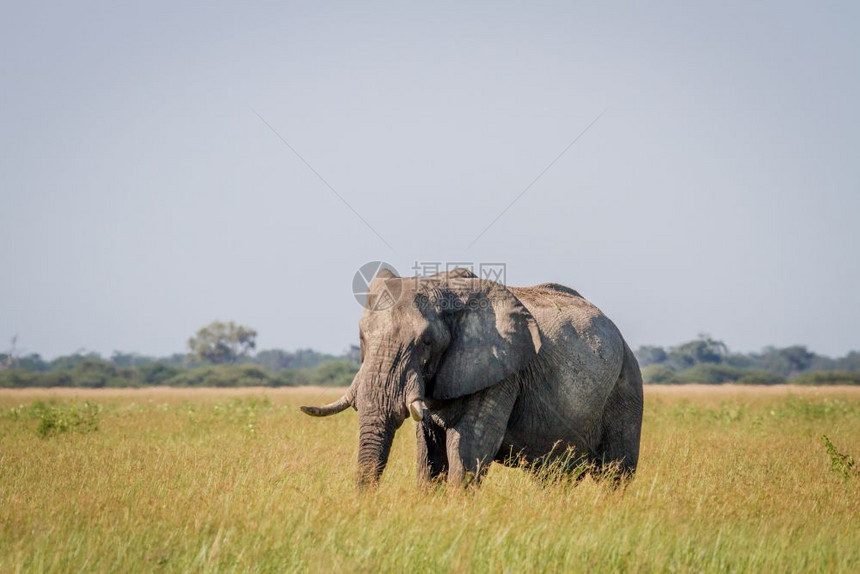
xmin=1 ymin=385 xmax=858 ymax=573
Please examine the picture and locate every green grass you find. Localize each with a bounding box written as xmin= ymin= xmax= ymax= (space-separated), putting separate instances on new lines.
xmin=1 ymin=386 xmax=858 ymax=572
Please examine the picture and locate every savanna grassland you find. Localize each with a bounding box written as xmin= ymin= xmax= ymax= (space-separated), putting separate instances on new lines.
xmin=1 ymin=386 xmax=858 ymax=573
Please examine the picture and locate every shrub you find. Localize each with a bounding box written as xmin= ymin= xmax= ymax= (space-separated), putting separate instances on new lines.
xmin=737 ymin=370 xmax=787 ymax=385
xmin=271 ymin=369 xmax=301 ymax=387
xmin=161 ymin=365 xmax=275 ymax=387
xmin=821 ymin=435 xmax=857 ymax=481
xmin=71 ymin=359 xmax=125 ymax=387
xmin=635 ymin=345 xmax=668 ymax=367
xmin=28 ymin=400 xmax=101 ymax=437
xmin=792 ymin=371 xmax=860 ymax=385
xmin=641 ymin=365 xmax=676 ymax=384
xmin=137 ymin=363 xmax=183 ymax=385
xmin=0 ymin=370 xmax=73 ymax=388
xmin=305 ymin=360 xmax=358 ymax=387
xmin=672 ymin=364 xmax=745 ymax=384
xmin=0 ymin=370 xmax=33 ymax=388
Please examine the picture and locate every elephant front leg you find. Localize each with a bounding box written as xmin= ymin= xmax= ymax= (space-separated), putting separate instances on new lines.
xmin=416 ymin=419 xmax=448 ymax=484
xmin=445 ymin=381 xmax=519 ymax=487
xmin=445 ymin=427 xmax=498 ymax=487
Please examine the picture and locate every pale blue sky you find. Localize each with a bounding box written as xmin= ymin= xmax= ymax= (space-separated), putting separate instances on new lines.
xmin=1 ymin=1 xmax=858 ymax=358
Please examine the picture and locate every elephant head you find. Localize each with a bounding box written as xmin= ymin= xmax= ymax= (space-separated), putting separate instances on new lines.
xmin=300 ymin=268 xmax=542 ymax=486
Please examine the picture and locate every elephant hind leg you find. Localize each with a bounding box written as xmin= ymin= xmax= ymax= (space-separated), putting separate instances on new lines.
xmin=597 ymin=343 xmax=644 ymax=479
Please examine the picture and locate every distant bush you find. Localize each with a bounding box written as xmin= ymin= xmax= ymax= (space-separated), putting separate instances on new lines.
xmin=0 ymin=359 xmax=138 ymax=388
xmin=256 ymin=348 xmax=343 ymax=371
xmin=0 ymin=370 xmax=30 ymax=387
xmin=71 ymin=358 xmax=135 ymax=388
xmin=40 ymin=371 xmax=75 ymax=387
xmin=792 ymin=371 xmax=860 ymax=386
xmin=641 ymin=365 xmax=676 ymax=384
xmin=635 ymin=338 xmax=860 ymax=383
xmin=672 ymin=364 xmax=745 ymax=384
xmin=303 ymin=360 xmax=358 ymax=387
xmin=162 ymin=365 xmax=275 ymax=387
xmin=640 ymin=364 xmax=792 ymax=385
xmin=636 ymin=346 xmax=668 ymax=367
xmin=0 ymin=359 xmax=357 ymax=388
xmin=268 ymin=361 xmax=358 ymax=387
xmin=0 ymin=370 xmax=73 ymax=388
xmin=47 ymin=353 xmax=103 ymax=372
xmin=737 ymin=370 xmax=787 ymax=385
xmin=271 ymin=369 xmax=301 ymax=387
xmin=137 ymin=363 xmax=182 ymax=385
xmin=5 ymin=338 xmax=855 ymax=388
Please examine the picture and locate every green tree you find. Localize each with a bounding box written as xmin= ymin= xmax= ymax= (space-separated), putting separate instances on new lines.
xmin=188 ymin=321 xmax=258 ymax=364
xmin=641 ymin=364 xmax=676 ymax=384
xmin=779 ymin=345 xmax=815 ymax=376
xmin=636 ymin=345 xmax=668 ymax=367
xmin=665 ymin=335 xmax=728 ymax=370
xmin=71 ymin=358 xmax=135 ymax=387
xmin=48 ymin=352 xmax=102 ymax=372
xmin=307 ymin=360 xmax=359 ymax=386
xmin=110 ymin=351 xmax=155 ymax=368
xmin=255 ymin=349 xmax=297 ymax=371
xmin=835 ymin=351 xmax=860 ymax=373
xmin=137 ymin=363 xmax=182 ymax=385
xmin=2 ymin=353 xmax=48 ymax=371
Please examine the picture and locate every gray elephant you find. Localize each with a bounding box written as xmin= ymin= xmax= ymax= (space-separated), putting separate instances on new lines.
xmin=301 ymin=268 xmax=643 ymax=487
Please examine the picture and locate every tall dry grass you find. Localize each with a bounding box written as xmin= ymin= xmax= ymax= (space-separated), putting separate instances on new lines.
xmin=1 ymin=386 xmax=858 ymax=572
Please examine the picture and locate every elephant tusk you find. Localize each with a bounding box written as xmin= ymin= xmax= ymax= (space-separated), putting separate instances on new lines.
xmin=300 ymin=376 xmax=358 ymax=417
xmin=408 ymin=399 xmax=428 ymax=421
xmin=300 ymin=397 xmax=351 ymax=417
xmin=300 ymin=403 xmax=347 ymax=417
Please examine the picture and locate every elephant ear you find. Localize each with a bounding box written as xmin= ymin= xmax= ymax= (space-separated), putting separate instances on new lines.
xmin=429 ymin=270 xmax=542 ymax=400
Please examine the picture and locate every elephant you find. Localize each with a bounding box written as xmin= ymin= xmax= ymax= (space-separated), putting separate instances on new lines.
xmin=301 ymin=268 xmax=643 ymax=487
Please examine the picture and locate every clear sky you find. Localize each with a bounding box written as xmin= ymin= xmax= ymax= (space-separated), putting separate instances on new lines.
xmin=1 ymin=1 xmax=858 ymax=359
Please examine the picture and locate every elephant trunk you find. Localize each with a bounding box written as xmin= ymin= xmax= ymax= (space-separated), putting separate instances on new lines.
xmin=299 ymin=339 xmax=428 ymax=487
xmin=354 ymin=347 xmax=425 ymax=485
xmin=357 ymin=413 xmax=398 ymax=486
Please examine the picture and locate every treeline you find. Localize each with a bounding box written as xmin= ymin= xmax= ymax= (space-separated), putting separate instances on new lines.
xmin=636 ymin=336 xmax=860 ymax=385
xmin=3 ymin=337 xmax=860 ymax=388
xmin=0 ymin=347 xmax=361 ymax=389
